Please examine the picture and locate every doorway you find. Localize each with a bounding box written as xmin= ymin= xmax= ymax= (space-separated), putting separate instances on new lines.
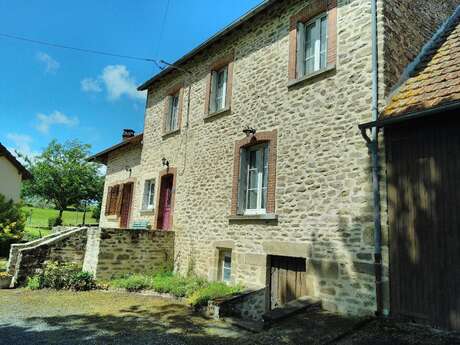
xmin=119 ymin=182 xmax=134 ymax=228
xmin=156 ymin=174 xmax=174 ymax=230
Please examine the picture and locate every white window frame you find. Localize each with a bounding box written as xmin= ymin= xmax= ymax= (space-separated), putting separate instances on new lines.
xmin=244 ymin=144 xmax=268 ymax=216
xmin=297 ymin=13 xmax=328 ymax=77
xmin=221 ymin=250 xmax=232 ymax=283
xmin=142 ymin=179 xmax=155 ymax=211
xmin=166 ymin=92 xmax=180 ymax=132
xmin=210 ymin=65 xmax=228 ymax=113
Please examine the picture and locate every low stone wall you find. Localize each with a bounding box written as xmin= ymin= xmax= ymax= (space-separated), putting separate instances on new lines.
xmin=84 ymin=228 xmax=175 ymax=280
xmin=207 ymin=288 xmax=267 ymax=321
xmin=11 ymin=227 xmax=88 ymax=286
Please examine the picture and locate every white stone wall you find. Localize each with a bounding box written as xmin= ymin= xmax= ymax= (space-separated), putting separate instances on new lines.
xmin=0 ymin=156 xmax=22 ymax=203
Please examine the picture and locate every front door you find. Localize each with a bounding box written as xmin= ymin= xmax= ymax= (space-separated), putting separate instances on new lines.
xmin=270 ymin=256 xmax=307 ymax=309
xmin=120 ymin=182 xmax=133 ymax=228
xmin=157 ymin=174 xmax=174 ymax=230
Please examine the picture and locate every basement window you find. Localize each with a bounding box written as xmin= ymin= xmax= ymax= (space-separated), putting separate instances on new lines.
xmin=219 ymin=249 xmax=232 ymax=283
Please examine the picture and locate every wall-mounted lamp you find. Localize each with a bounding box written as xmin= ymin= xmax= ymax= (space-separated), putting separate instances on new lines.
xmin=162 ymin=157 xmax=170 ymax=168
xmin=125 ymin=166 xmax=132 ymax=177
xmin=242 ymin=126 xmax=257 ymax=137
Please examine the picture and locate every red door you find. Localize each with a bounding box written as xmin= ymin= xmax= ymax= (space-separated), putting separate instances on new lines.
xmin=157 ymin=175 xmax=174 ymax=230
xmin=120 ymin=183 xmax=133 ymax=228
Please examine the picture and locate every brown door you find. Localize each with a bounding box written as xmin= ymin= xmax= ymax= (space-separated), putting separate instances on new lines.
xmin=119 ymin=182 xmax=133 ymax=228
xmin=157 ymin=174 xmax=174 ymax=230
xmin=387 ymin=117 xmax=460 ymax=330
xmin=270 ymin=256 xmax=307 ymax=309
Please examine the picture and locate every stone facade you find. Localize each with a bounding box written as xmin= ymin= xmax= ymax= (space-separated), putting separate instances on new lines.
xmin=97 ymin=0 xmax=460 ymax=317
xmin=83 ymin=228 xmax=175 ymax=280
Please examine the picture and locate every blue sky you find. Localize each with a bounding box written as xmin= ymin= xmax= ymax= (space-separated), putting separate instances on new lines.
xmin=0 ymin=0 xmax=262 ymax=157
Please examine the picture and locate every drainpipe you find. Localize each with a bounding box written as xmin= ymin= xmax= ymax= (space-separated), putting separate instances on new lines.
xmin=370 ymin=0 xmax=384 ymax=317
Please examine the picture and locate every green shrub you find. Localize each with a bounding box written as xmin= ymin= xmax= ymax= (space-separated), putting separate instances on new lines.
xmin=110 ymin=274 xmax=151 ymax=292
xmin=26 ymin=275 xmax=42 ymax=290
xmin=187 ymin=282 xmax=243 ymax=308
xmin=0 ymin=194 xmax=26 ymax=256
xmin=36 ymin=261 xmax=96 ymax=291
xmin=47 ymin=216 xmax=62 ymax=229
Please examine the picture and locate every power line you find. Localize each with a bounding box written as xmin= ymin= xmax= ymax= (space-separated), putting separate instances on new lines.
xmin=153 ymin=0 xmax=171 ymax=68
xmin=0 ymin=32 xmax=159 ymax=63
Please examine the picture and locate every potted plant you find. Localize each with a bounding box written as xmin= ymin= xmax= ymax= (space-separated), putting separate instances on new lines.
xmin=0 ymin=272 xmax=12 ymax=289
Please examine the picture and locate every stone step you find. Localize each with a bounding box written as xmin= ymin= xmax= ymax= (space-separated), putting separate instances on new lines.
xmin=262 ymin=296 xmax=321 ymax=325
xmin=222 ymin=316 xmax=265 ymax=333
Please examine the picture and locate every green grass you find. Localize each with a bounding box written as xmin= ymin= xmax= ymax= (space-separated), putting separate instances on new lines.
xmin=109 ymin=272 xmax=243 ymax=307
xmin=23 ymin=206 xmax=97 ymax=228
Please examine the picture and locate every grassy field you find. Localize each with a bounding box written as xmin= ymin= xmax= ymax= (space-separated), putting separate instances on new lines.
xmin=22 ymin=206 xmax=98 ymax=240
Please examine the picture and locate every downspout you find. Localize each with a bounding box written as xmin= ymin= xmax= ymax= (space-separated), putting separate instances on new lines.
xmin=370 ymin=0 xmax=384 ymax=317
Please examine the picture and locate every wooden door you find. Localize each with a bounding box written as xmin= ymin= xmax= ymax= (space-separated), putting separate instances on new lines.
xmin=120 ymin=182 xmax=133 ymax=228
xmin=157 ymin=174 xmax=174 ymax=230
xmin=386 ymin=117 xmax=460 ymax=330
xmin=270 ymin=256 xmax=307 ymax=309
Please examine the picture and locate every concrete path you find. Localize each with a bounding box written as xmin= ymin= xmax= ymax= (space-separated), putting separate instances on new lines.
xmin=0 ymin=289 xmax=459 ymax=345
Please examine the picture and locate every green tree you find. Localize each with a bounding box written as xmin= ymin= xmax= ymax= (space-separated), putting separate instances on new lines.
xmin=22 ymin=140 xmax=104 ymax=223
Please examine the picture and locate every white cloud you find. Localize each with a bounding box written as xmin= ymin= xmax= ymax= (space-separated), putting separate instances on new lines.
xmin=81 ymin=78 xmax=102 ymax=93
xmin=36 ymin=52 xmax=60 ymax=74
xmin=81 ymin=65 xmax=146 ymax=101
xmin=6 ymin=133 xmax=39 ymax=161
xmin=35 ymin=111 xmax=79 ymax=134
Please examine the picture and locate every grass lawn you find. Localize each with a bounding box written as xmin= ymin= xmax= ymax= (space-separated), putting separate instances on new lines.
xmin=22 ymin=206 xmax=98 ymax=240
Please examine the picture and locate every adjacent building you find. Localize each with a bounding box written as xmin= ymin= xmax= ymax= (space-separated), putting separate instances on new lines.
xmin=0 ymin=143 xmax=32 ymax=203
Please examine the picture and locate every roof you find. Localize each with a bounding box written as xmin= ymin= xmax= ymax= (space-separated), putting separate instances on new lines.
xmin=87 ymin=133 xmax=143 ymax=165
xmin=137 ymin=0 xmax=277 ymax=91
xmin=382 ymin=10 xmax=460 ymax=120
xmin=0 ymin=143 xmax=32 ymax=180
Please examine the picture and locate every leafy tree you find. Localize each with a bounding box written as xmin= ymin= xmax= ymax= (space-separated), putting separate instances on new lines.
xmin=22 ymin=140 xmax=104 ymax=223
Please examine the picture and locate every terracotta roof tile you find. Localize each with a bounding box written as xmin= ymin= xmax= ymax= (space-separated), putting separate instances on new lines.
xmin=382 ymin=16 xmax=460 ymax=118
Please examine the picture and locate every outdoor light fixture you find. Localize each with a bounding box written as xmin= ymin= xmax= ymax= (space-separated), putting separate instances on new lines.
xmin=162 ymin=157 xmax=170 ymax=168
xmin=243 ymin=126 xmax=257 ymax=137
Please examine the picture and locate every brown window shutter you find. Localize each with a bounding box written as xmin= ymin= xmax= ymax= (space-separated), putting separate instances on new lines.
xmin=105 ymin=186 xmax=112 ymax=215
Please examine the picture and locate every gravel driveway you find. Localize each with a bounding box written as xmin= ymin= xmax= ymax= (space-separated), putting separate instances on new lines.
xmin=1 ymin=289 xmax=460 ymax=345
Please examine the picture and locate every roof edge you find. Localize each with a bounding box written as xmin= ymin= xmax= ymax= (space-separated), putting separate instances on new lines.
xmin=137 ymin=0 xmax=276 ymax=91
xmin=87 ymin=133 xmax=143 ymax=165
xmin=0 ymin=143 xmax=32 ymax=180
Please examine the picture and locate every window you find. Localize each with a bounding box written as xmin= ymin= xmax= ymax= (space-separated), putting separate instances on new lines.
xmin=105 ymin=185 xmax=120 ymax=215
xmin=142 ymin=179 xmax=155 ymax=210
xmin=210 ymin=65 xmax=228 ymax=113
xmin=219 ymin=249 xmax=232 ymax=283
xmin=165 ymin=92 xmax=180 ymax=133
xmin=240 ymin=144 xmax=269 ymax=215
xmin=297 ymin=14 xmax=328 ymax=77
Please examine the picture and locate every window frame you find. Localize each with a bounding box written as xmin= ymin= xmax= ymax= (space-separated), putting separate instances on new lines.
xmin=244 ymin=143 xmax=269 ymax=215
xmin=231 ymin=130 xmax=277 ymax=217
xmin=142 ymin=179 xmax=156 ymax=211
xmin=204 ymin=54 xmax=234 ymax=117
xmin=163 ymin=86 xmax=183 ymax=135
xmin=288 ymin=0 xmax=337 ymax=82
xmin=300 ymin=13 xmax=328 ymax=76
xmin=219 ymin=249 xmax=232 ymax=283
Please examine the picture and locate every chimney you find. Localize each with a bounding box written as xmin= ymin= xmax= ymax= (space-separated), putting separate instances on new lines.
xmin=122 ymin=129 xmax=135 ymax=141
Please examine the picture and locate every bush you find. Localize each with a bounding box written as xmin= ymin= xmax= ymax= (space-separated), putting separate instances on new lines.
xmin=0 ymin=194 xmax=26 ymax=256
xmin=47 ymin=216 xmax=62 ymax=229
xmin=31 ymin=261 xmax=96 ymax=291
xmin=110 ymin=274 xmax=151 ymax=292
xmin=26 ymin=275 xmax=42 ymax=290
xmin=187 ymin=282 xmax=242 ymax=308
xmin=91 ymin=202 xmax=101 ymax=221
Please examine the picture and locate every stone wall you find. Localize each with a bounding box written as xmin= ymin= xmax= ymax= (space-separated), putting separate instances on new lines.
xmin=11 ymin=227 xmax=88 ymax=286
xmin=97 ymin=0 xmax=460 ymax=317
xmin=84 ymin=228 xmax=175 ymax=280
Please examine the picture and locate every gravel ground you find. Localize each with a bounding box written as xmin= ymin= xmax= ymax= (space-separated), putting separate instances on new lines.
xmin=1 ymin=289 xmax=460 ymax=345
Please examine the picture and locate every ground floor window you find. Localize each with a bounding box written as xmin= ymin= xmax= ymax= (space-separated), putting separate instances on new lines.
xmin=219 ymin=249 xmax=232 ymax=283
xmin=142 ymin=179 xmax=155 ymax=210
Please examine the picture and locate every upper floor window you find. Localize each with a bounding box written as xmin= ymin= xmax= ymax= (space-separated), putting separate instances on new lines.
xmin=210 ymin=66 xmax=228 ymax=113
xmin=288 ymin=1 xmax=337 ymax=82
xmin=166 ymin=92 xmax=180 ymax=132
xmin=298 ymin=15 xmax=328 ymax=76
xmin=205 ymin=55 xmax=234 ymax=116
xmin=142 ymin=179 xmax=155 ymax=210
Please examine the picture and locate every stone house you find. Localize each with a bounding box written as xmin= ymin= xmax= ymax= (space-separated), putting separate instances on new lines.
xmin=89 ymin=0 xmax=460 ymax=323
xmin=0 ymin=143 xmax=32 ymax=202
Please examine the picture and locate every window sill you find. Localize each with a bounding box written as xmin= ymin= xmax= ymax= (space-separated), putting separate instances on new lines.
xmin=140 ymin=209 xmax=155 ymax=216
xmin=204 ymin=107 xmax=231 ymax=120
xmin=228 ymin=214 xmax=278 ymax=221
xmin=288 ymin=64 xmax=336 ymax=88
xmin=162 ymin=128 xmax=180 ymax=138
